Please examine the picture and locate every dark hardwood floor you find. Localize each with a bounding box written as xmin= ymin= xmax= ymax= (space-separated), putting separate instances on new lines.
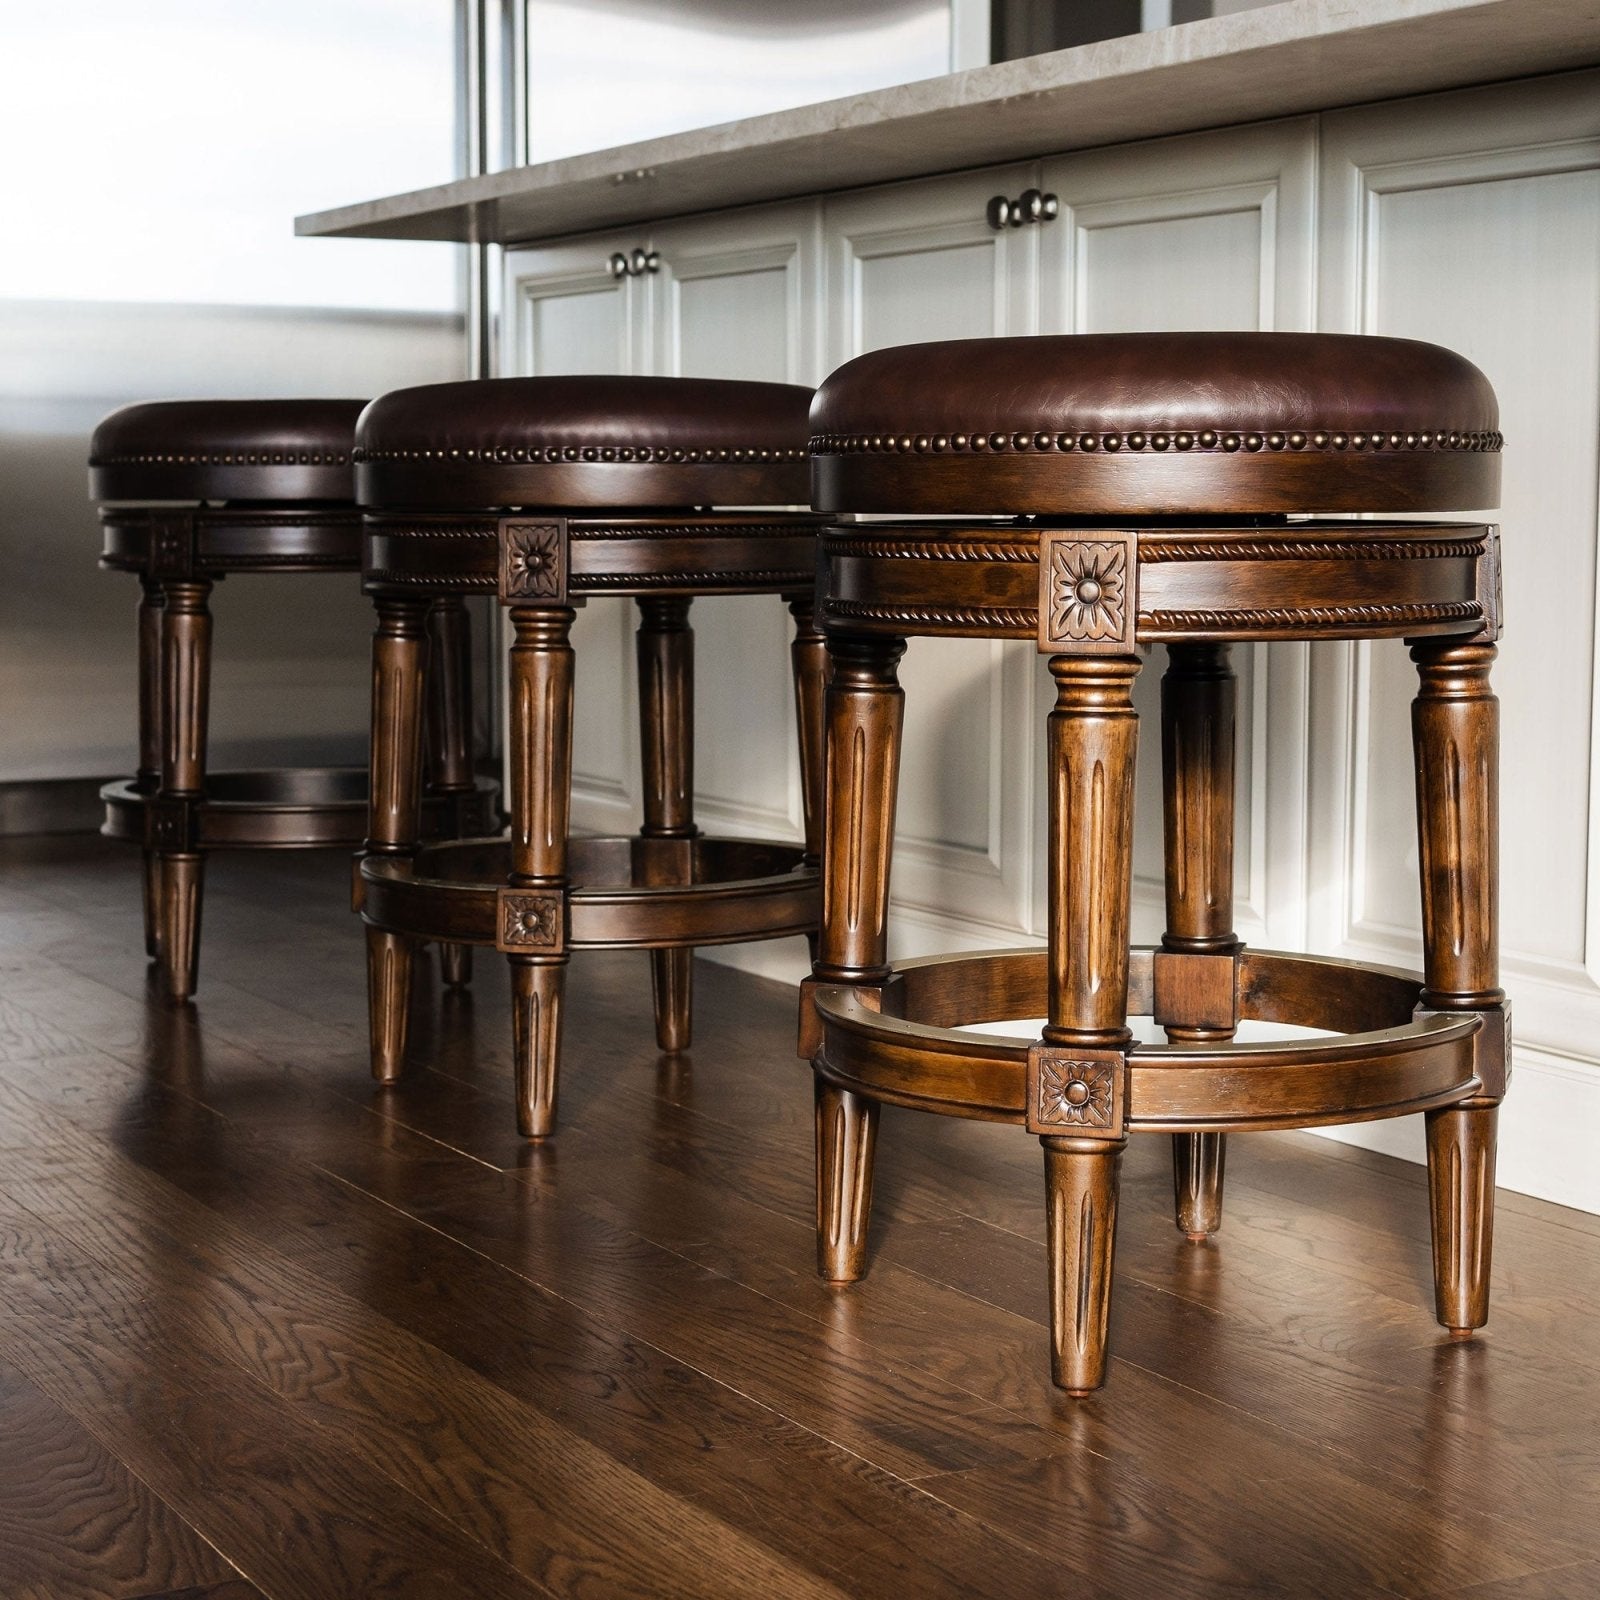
xmin=1 ymin=835 xmax=1597 ymax=1599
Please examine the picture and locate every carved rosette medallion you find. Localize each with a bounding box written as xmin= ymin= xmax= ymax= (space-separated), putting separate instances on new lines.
xmin=496 ymin=888 xmax=566 ymax=955
xmin=1037 ymin=530 xmax=1137 ymax=653
xmin=1026 ymin=1045 xmax=1126 ymax=1137
xmin=497 ymin=519 xmax=567 ymax=604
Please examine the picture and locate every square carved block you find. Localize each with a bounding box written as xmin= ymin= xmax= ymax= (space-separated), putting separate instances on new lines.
xmin=497 ymin=518 xmax=567 ymax=605
xmin=1152 ymin=950 xmax=1240 ymax=1035
xmin=1037 ymin=529 xmax=1137 ymax=654
xmin=148 ymin=515 xmax=195 ymax=580
xmin=495 ymin=887 xmax=567 ymax=955
xmin=1026 ymin=1044 xmax=1127 ymax=1138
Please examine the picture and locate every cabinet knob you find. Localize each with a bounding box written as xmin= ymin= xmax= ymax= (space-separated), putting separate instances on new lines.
xmin=608 ymin=247 xmax=662 ymax=278
xmin=986 ymin=189 xmax=1059 ymax=230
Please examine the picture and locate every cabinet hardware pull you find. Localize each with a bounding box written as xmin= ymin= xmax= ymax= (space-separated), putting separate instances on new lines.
xmin=986 ymin=189 xmax=1059 ymax=230
xmin=608 ymin=248 xmax=662 ymax=278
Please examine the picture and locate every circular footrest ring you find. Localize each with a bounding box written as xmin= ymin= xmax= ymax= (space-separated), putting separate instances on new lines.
xmin=361 ymin=834 xmax=819 ymax=950
xmin=102 ymin=770 xmax=499 ymax=850
xmin=811 ymin=946 xmax=1484 ymax=1132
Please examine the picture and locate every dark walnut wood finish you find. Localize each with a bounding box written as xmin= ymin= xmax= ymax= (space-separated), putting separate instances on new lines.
xmin=92 ymin=401 xmax=495 ymax=1003
xmin=803 ymin=331 xmax=1507 ymax=1393
xmin=356 ymin=375 xmax=823 ymax=1137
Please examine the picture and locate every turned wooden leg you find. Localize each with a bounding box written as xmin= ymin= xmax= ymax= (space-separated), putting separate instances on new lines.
xmin=636 ymin=597 xmax=696 ymax=1053
xmin=1045 ymin=1134 xmax=1124 ymax=1396
xmin=363 ymin=597 xmax=430 ymax=1081
xmin=1033 ymin=654 xmax=1140 ymax=1393
xmin=137 ymin=578 xmax=163 ymax=958
xmin=155 ymin=579 xmax=212 ymax=1001
xmin=426 ymin=596 xmax=477 ymax=990
xmin=507 ymin=606 xmax=575 ymax=1138
xmin=816 ymin=1078 xmax=878 ymax=1282
xmin=809 ymin=632 xmax=906 ymax=1283
xmin=1412 ymin=638 xmax=1504 ymax=1335
xmin=788 ymin=594 xmax=828 ymax=868
xmin=367 ymin=928 xmax=413 ymax=1085
xmin=1160 ymin=643 xmax=1240 ymax=1240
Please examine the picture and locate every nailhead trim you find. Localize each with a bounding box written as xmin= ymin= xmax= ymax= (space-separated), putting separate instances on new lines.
xmin=808 ymin=428 xmax=1502 ymax=456
xmin=353 ymin=444 xmax=807 ymax=465
xmin=93 ymin=450 xmax=351 ymax=466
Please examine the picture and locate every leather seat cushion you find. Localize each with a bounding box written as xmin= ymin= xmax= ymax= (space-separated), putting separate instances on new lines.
xmin=90 ymin=399 xmax=365 ymax=503
xmin=809 ymin=333 xmax=1500 ymax=514
xmin=355 ymin=375 xmax=813 ymax=510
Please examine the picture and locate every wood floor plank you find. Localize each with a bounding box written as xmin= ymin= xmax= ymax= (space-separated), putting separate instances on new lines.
xmin=0 ymin=1358 xmax=245 ymax=1600
xmin=0 ymin=1083 xmax=856 ymax=1600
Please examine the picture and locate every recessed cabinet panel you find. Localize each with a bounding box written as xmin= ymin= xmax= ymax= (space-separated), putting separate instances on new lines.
xmin=1082 ymin=209 xmax=1263 ymax=333
xmin=827 ymin=168 xmax=1040 ymax=932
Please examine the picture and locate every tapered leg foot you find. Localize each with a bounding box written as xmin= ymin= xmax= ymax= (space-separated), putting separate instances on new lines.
xmin=1426 ymin=1101 xmax=1497 ymax=1334
xmin=157 ymin=853 xmax=203 ymax=1002
xmin=367 ymin=927 xmax=414 ymax=1083
xmin=651 ymin=948 xmax=693 ymax=1053
xmin=141 ymin=849 xmax=162 ymax=958
xmin=1044 ymin=1134 xmax=1126 ymax=1394
xmin=512 ymin=959 xmax=565 ymax=1139
xmin=816 ymin=1079 xmax=878 ymax=1283
xmin=439 ymin=942 xmax=473 ymax=989
xmin=1172 ymin=1131 xmax=1226 ymax=1240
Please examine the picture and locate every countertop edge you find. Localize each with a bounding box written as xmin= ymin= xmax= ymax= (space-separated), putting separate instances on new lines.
xmin=295 ymin=0 xmax=1600 ymax=245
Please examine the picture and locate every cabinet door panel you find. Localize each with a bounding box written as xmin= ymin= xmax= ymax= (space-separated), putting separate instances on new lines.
xmin=503 ymin=232 xmax=641 ymax=377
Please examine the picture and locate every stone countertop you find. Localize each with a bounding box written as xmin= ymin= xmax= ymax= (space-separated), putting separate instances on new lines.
xmin=296 ymin=0 xmax=1600 ymax=245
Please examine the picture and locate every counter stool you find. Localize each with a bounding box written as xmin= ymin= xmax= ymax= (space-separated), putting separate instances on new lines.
xmin=801 ymin=332 xmax=1507 ymax=1392
xmin=92 ymin=399 xmax=496 ymax=1001
xmin=354 ymin=375 xmax=825 ymax=1136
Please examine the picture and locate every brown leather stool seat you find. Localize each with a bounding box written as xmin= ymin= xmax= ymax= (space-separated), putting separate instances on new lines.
xmin=355 ymin=375 xmax=826 ymax=1137
xmin=801 ymin=332 xmax=1507 ymax=1392
xmin=92 ymin=398 xmax=495 ymax=1002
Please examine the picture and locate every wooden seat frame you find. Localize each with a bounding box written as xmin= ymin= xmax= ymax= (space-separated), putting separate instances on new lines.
xmin=801 ymin=515 xmax=1507 ymax=1392
xmin=101 ymin=505 xmax=495 ymax=1001
xmin=359 ymin=510 xmax=826 ymax=1137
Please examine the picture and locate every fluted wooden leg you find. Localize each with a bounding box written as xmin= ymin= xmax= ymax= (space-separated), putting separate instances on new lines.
xmin=1045 ymin=1134 xmax=1124 ymax=1395
xmin=137 ymin=578 xmax=163 ymax=958
xmin=810 ymin=632 xmax=906 ymax=1283
xmin=155 ymin=579 xmax=212 ymax=1001
xmin=426 ymin=596 xmax=477 ymax=990
xmin=788 ymin=595 xmax=828 ymax=868
xmin=816 ymin=1078 xmax=878 ymax=1282
xmin=507 ymin=606 xmax=575 ymax=1138
xmin=1426 ymin=1101 xmax=1498 ymax=1333
xmin=636 ymin=597 xmax=696 ymax=1053
xmin=367 ymin=928 xmax=413 ymax=1085
xmin=1412 ymin=639 xmax=1504 ymax=1335
xmin=1160 ymin=643 xmax=1239 ymax=1239
xmin=363 ymin=597 xmax=430 ymax=1082
xmin=1036 ymin=654 xmax=1140 ymax=1394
